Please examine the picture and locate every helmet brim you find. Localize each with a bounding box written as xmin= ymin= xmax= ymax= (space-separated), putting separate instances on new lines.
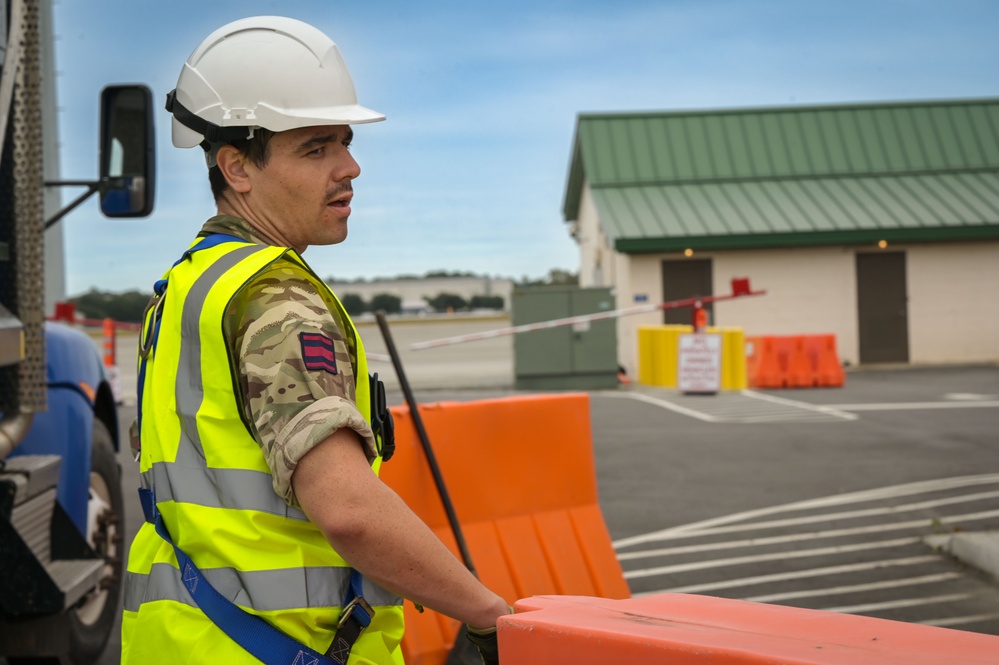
xmin=171 ymin=104 xmax=386 ymax=149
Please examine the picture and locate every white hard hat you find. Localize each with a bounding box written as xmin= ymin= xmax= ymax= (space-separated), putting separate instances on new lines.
xmin=167 ymin=16 xmax=384 ymax=149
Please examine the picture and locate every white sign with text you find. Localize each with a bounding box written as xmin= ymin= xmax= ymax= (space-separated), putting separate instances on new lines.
xmin=678 ymin=333 xmax=722 ymax=394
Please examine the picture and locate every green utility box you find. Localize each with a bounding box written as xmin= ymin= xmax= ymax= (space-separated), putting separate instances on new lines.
xmin=512 ymin=286 xmax=618 ymax=390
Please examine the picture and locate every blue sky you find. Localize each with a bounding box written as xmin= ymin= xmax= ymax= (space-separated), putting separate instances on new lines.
xmin=52 ymin=0 xmax=999 ymax=295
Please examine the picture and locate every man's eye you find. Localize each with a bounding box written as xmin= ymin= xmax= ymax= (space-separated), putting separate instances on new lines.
xmin=308 ymin=147 xmax=325 ymax=156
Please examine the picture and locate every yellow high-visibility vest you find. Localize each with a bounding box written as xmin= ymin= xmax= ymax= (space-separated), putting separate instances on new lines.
xmin=122 ymin=237 xmax=404 ymax=664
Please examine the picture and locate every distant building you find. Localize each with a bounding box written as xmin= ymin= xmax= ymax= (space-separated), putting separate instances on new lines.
xmin=327 ymin=275 xmax=514 ymax=313
xmin=563 ymin=98 xmax=999 ymax=378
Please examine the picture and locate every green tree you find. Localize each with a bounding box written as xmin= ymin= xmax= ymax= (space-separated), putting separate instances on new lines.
xmin=469 ymin=295 xmax=504 ymax=310
xmin=424 ymin=293 xmax=467 ymax=313
xmin=369 ymin=293 xmax=402 ymax=314
xmin=339 ymin=293 xmax=367 ymax=316
xmin=546 ymin=268 xmax=579 ymax=286
xmin=516 ymin=269 xmax=579 ymax=287
xmin=424 ymin=269 xmax=475 ymax=278
xmin=70 ymin=288 xmax=150 ymax=323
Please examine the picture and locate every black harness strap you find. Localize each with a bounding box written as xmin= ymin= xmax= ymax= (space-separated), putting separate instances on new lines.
xmin=165 ymin=89 xmax=255 ymax=144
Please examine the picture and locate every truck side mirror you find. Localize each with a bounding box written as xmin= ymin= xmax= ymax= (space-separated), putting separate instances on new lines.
xmin=99 ymin=85 xmax=155 ymax=217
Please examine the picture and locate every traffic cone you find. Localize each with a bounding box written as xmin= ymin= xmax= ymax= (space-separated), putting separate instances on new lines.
xmin=103 ymin=318 xmax=122 ymax=404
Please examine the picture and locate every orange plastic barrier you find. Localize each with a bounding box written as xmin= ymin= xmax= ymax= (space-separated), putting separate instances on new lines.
xmin=380 ymin=394 xmax=629 ymax=665
xmin=499 ymin=594 xmax=999 ymax=664
xmin=746 ymin=334 xmax=844 ymax=388
xmin=804 ymin=334 xmax=846 ymax=387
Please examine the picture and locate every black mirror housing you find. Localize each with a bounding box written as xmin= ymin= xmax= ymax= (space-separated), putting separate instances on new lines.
xmin=99 ymin=85 xmax=156 ymax=217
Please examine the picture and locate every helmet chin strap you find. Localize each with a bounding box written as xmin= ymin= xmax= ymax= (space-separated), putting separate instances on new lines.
xmin=167 ymin=89 xmax=259 ymax=162
xmin=200 ymin=124 xmax=261 ymax=168
xmin=202 ymin=141 xmax=223 ymax=169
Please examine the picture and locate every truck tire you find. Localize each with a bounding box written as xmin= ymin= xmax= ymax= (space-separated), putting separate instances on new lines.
xmin=69 ymin=417 xmax=124 ymax=664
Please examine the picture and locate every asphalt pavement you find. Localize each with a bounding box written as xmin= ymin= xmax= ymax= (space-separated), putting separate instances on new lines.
xmin=592 ymin=364 xmax=999 ymax=634
xmin=92 ymin=318 xmax=998 ymax=663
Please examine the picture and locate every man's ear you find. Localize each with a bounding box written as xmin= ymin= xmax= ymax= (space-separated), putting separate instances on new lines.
xmin=216 ymin=145 xmax=252 ymax=193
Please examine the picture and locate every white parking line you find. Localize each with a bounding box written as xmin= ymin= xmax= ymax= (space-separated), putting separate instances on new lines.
xmin=743 ymin=572 xmax=962 ymax=603
xmin=638 ymin=495 xmax=999 ymax=541
xmin=624 ymin=537 xmax=922 ymax=580
xmin=823 ymin=592 xmax=974 ymax=614
xmin=615 ymin=508 xmax=999 ymax=561
xmin=613 ymin=474 xmax=999 ymax=549
xmin=741 ymin=390 xmax=857 ymax=420
xmin=650 ymin=555 xmax=941 ymax=595
xmin=601 ymin=389 xmax=857 ymax=423
xmin=829 ymin=401 xmax=999 ymax=411
xmin=943 ymin=393 xmax=997 ymax=401
xmin=600 ymin=391 xmax=722 ymax=422
xmin=921 ymin=612 xmax=999 ymax=628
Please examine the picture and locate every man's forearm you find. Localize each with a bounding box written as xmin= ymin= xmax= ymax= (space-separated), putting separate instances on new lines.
xmin=293 ymin=429 xmax=509 ymax=628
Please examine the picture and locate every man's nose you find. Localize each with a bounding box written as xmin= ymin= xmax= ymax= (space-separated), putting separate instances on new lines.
xmin=339 ymin=151 xmax=361 ymax=180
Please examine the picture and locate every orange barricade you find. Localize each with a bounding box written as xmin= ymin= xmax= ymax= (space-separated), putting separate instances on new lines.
xmin=380 ymin=394 xmax=630 ymax=665
xmin=805 ymin=334 xmax=846 ymax=387
xmin=500 ymin=594 xmax=999 ymax=664
xmin=745 ymin=336 xmax=787 ymax=387
xmin=746 ymin=334 xmax=844 ymax=388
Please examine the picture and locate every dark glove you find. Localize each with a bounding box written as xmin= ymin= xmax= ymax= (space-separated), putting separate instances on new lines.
xmin=464 ymin=624 xmax=500 ymax=665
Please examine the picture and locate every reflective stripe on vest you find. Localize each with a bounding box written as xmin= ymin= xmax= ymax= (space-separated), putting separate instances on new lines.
xmin=139 ymin=462 xmax=307 ymax=520
xmin=124 ymin=563 xmax=404 ymax=613
xmin=123 ymin=237 xmax=403 ymax=663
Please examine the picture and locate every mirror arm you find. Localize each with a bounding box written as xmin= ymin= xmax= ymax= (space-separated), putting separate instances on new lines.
xmin=43 ymin=179 xmax=101 ymax=229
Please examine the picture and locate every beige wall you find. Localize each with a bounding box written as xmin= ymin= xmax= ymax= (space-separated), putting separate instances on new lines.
xmin=615 ymin=254 xmax=662 ymax=379
xmin=617 ymin=247 xmax=860 ymax=377
xmin=710 ymin=247 xmax=859 ymax=359
xmin=908 ymin=241 xmax=999 ymax=363
xmin=576 ymin=183 xmax=615 ymax=289
xmin=609 ymin=242 xmax=999 ymax=378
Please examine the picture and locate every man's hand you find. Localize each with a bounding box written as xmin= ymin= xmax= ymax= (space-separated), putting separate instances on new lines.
xmin=464 ymin=623 xmax=500 ymax=665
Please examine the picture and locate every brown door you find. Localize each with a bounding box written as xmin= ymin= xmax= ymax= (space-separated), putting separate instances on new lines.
xmin=856 ymin=252 xmax=909 ymax=364
xmin=661 ymin=259 xmax=712 ymax=325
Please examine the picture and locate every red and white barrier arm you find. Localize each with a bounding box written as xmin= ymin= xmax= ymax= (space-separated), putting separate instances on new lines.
xmin=410 ymin=278 xmax=765 ymax=351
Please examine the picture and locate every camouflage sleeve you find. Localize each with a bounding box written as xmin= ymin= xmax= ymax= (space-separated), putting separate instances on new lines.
xmin=225 ymin=260 xmax=376 ymax=507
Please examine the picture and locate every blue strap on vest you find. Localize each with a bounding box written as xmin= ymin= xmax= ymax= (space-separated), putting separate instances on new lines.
xmin=136 ymin=233 xmax=245 ymax=438
xmin=139 ymin=488 xmax=370 ymax=665
xmin=136 ymin=233 xmax=373 ymax=664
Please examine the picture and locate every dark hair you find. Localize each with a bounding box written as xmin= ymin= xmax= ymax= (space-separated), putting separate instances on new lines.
xmin=207 ymin=128 xmax=276 ymax=201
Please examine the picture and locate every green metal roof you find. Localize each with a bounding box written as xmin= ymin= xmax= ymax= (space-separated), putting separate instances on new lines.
xmin=563 ymin=99 xmax=999 ymax=252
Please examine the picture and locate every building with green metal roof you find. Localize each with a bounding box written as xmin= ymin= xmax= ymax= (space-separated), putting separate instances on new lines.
xmin=562 ymin=98 xmax=999 ymax=376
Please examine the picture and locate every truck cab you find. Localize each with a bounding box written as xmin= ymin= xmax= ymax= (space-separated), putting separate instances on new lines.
xmin=1 ymin=0 xmax=154 ymax=662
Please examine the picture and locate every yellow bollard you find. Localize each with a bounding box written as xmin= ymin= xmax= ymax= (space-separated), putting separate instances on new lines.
xmin=639 ymin=326 xmax=747 ymax=390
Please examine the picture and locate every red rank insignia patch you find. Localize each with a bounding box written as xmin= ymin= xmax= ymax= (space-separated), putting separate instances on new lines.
xmin=299 ymin=332 xmax=338 ymax=374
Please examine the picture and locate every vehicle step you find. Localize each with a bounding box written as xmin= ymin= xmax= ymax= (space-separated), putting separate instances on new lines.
xmin=2 ymin=458 xmax=105 ymax=613
xmin=10 ymin=487 xmax=56 ymax=564
xmin=1 ymin=454 xmax=62 ymax=506
xmin=46 ymin=558 xmax=105 ymax=610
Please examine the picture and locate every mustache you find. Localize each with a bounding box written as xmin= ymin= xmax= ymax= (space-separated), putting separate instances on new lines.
xmin=326 ymin=182 xmax=353 ymax=201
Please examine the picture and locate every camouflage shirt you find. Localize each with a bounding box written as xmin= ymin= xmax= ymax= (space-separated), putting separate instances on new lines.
xmin=204 ymin=214 xmax=376 ymax=507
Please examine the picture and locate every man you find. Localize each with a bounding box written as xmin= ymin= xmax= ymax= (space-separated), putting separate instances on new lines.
xmin=121 ymin=16 xmax=508 ymax=665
